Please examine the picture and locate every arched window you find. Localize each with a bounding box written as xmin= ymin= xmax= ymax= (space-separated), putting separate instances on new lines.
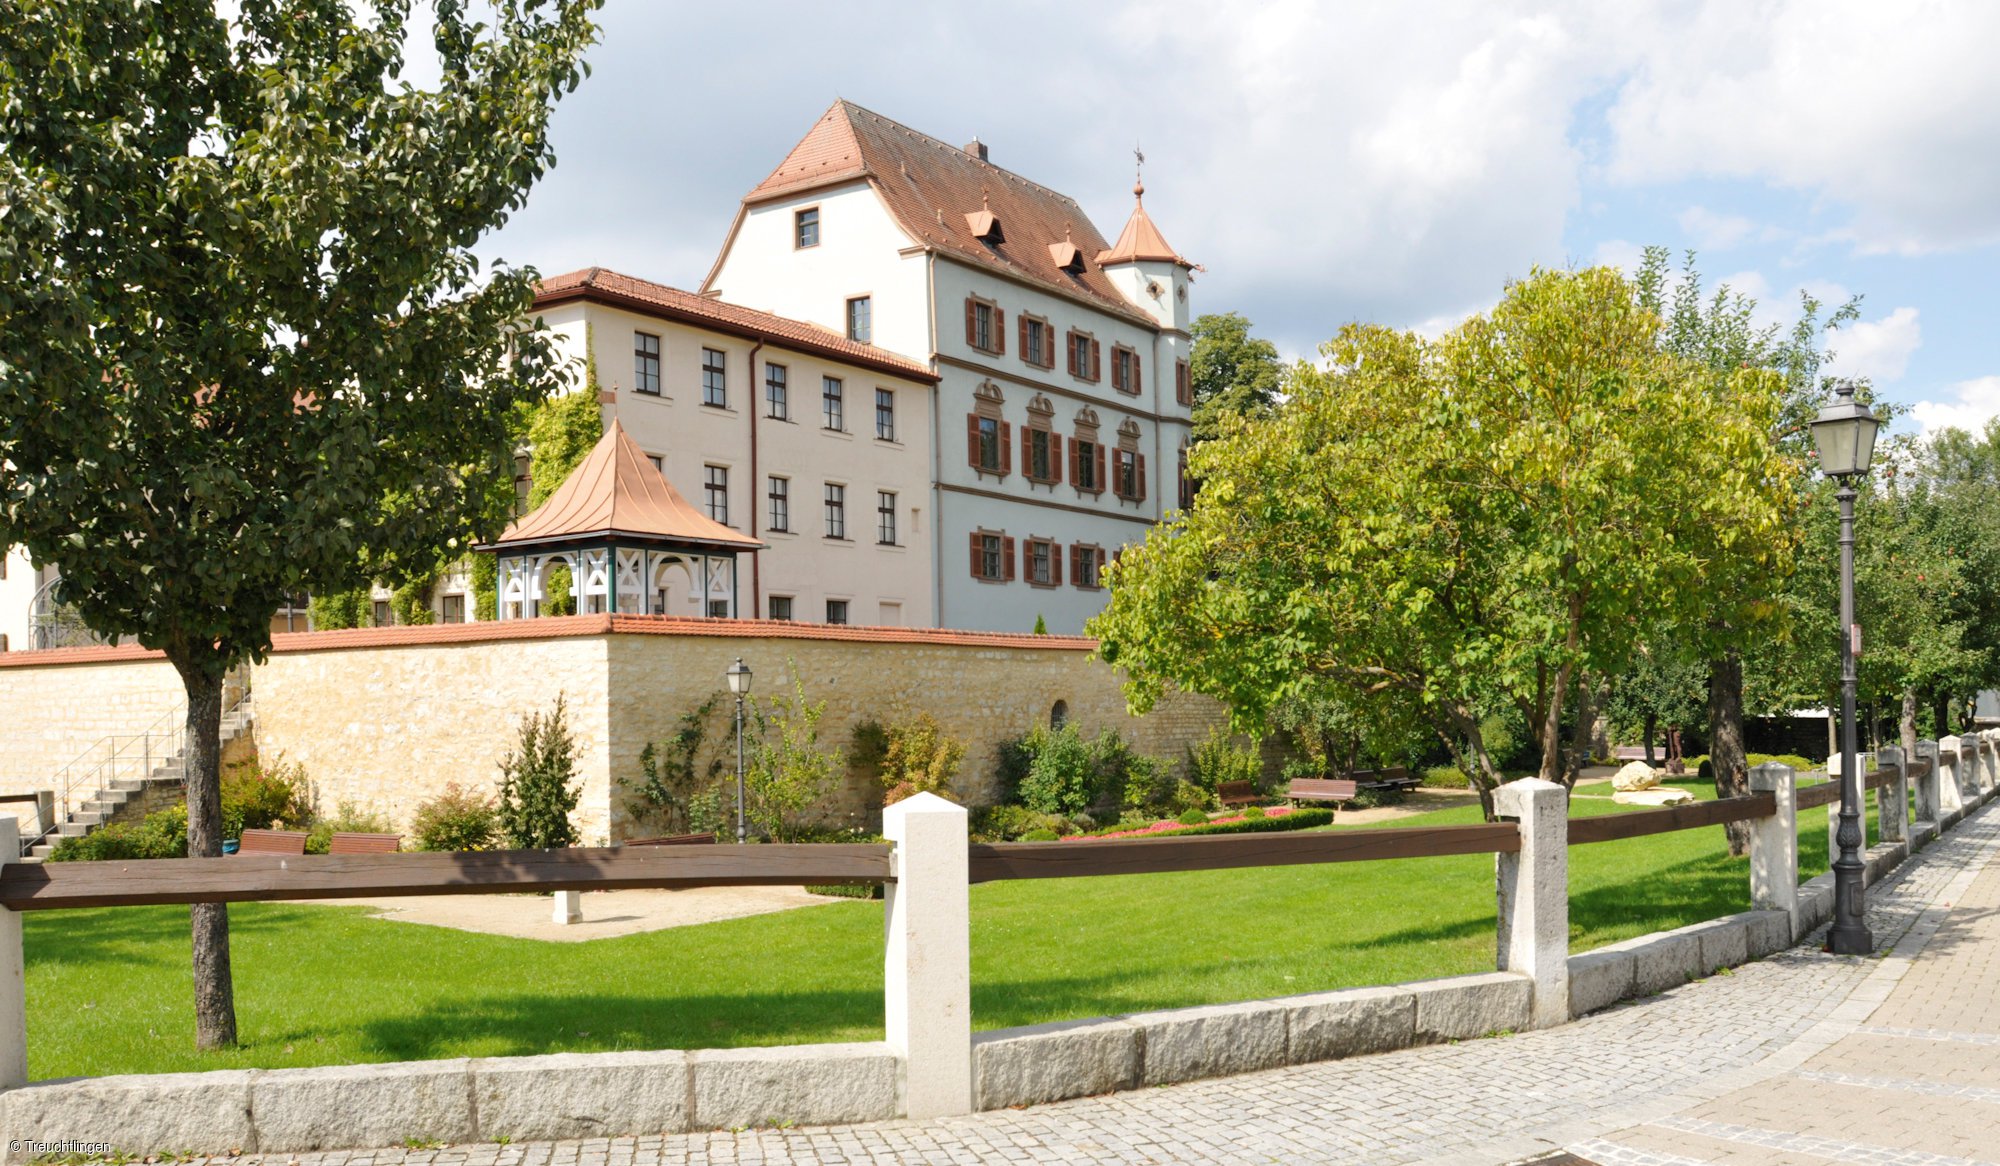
xmin=1050 ymin=700 xmax=1069 ymax=729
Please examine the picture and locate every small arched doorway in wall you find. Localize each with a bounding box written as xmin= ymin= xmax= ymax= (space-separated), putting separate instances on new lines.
xmin=1050 ymin=700 xmax=1069 ymax=729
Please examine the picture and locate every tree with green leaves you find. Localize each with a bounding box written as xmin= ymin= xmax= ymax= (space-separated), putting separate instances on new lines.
xmin=0 ymin=0 xmax=599 ymax=1048
xmin=1633 ymin=248 xmax=1854 ymax=847
xmin=497 ymin=695 xmax=584 ymax=850
xmin=743 ymin=664 xmax=844 ymax=841
xmin=1187 ymin=311 xmax=1284 ymax=444
xmin=1091 ymin=267 xmax=1797 ymax=816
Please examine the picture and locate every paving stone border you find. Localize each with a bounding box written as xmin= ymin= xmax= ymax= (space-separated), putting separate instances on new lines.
xmin=5 ymin=774 xmax=1993 ymax=1158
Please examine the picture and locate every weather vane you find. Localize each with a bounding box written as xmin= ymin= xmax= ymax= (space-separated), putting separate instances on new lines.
xmin=1134 ymin=142 xmax=1145 ymax=188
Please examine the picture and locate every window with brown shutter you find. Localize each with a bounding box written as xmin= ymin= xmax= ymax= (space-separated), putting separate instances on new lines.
xmin=1026 ymin=426 xmax=1060 ymax=484
xmin=1025 ymin=537 xmax=1064 ymax=588
xmin=1111 ymin=345 xmax=1141 ymax=395
xmin=1090 ymin=339 xmax=1102 ymax=382
xmin=1068 ymin=329 xmax=1101 ymax=381
xmin=969 ymin=414 xmax=1006 ymax=475
xmin=1175 ymin=359 xmax=1192 ymax=407
xmin=965 ymin=296 xmax=1003 ymax=355
xmin=1071 ymin=544 xmax=1103 ymax=589
xmin=971 ymin=530 xmax=1010 ymax=581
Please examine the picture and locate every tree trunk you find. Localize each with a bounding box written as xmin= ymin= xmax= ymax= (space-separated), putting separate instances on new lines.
xmin=1643 ymin=713 xmax=1658 ymax=766
xmin=1564 ymin=671 xmax=1598 ymax=788
xmin=172 ymin=652 xmax=237 ymax=1050
xmin=1707 ymin=649 xmax=1750 ymax=857
xmin=1901 ymin=688 xmax=1918 ymax=760
xmin=1933 ymin=692 xmax=1952 ymax=739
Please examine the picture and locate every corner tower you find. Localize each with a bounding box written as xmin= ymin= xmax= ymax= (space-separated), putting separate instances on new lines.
xmin=1095 ymin=181 xmax=1195 ymax=332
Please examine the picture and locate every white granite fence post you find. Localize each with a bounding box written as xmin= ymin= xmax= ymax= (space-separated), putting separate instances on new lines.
xmin=1494 ymin=777 xmax=1568 ymax=1030
xmin=0 ymin=816 xmax=25 ymax=1090
xmin=1985 ymin=730 xmax=2000 ymax=795
xmin=1748 ymin=762 xmax=1799 ymax=939
xmin=1939 ymin=735 xmax=1965 ymax=819
xmin=1876 ymin=746 xmax=1907 ymax=844
xmin=1914 ymin=739 xmax=1941 ymax=835
xmin=882 ymin=791 xmax=972 ymax=1118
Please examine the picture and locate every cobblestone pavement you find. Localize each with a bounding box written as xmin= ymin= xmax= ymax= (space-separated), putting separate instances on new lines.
xmin=257 ymin=804 xmax=2000 ymax=1166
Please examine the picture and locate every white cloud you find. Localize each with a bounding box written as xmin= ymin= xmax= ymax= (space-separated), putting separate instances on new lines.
xmin=1606 ymin=2 xmax=2000 ymax=254
xmin=1910 ymin=376 xmax=2000 ymax=436
xmin=1677 ymin=206 xmax=1759 ymax=251
xmin=1826 ymin=306 xmax=1922 ymax=383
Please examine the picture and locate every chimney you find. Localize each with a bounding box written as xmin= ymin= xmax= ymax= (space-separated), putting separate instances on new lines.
xmin=965 ymin=137 xmax=989 ymax=162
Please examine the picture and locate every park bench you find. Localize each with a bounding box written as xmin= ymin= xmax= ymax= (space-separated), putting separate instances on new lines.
xmin=1351 ymin=766 xmax=1420 ymax=793
xmin=625 ymin=833 xmax=718 ymax=847
xmin=236 ymin=828 xmax=308 ymax=855
xmin=1286 ymin=778 xmax=1358 ymax=820
xmin=328 ymin=832 xmax=400 ymax=854
xmin=1216 ymin=780 xmax=1260 ymax=808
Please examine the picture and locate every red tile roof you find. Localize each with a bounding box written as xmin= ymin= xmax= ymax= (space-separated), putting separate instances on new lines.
xmin=534 ymin=267 xmax=937 ymax=383
xmin=0 ymin=616 xmax=1099 ymax=668
xmin=729 ymin=101 xmax=1164 ymax=329
xmin=491 ymin=420 xmax=763 ymax=552
xmin=1098 ymin=185 xmax=1195 ymax=268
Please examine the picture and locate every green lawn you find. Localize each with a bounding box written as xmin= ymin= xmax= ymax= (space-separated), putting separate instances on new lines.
xmin=25 ymin=788 xmax=1860 ymax=1079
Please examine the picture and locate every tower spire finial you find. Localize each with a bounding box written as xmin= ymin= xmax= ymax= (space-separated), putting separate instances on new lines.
xmin=1133 ymin=142 xmax=1146 ymax=199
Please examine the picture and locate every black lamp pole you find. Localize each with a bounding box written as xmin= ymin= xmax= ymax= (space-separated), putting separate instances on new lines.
xmin=1812 ymin=381 xmax=1878 ymax=956
xmin=725 ymin=657 xmax=752 ymax=844
xmin=1827 ymin=480 xmax=1871 ymax=954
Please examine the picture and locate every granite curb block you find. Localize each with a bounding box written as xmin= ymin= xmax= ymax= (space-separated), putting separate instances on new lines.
xmin=971 ymin=1017 xmax=1141 ymax=1110
xmin=688 ymin=1043 xmax=898 ymax=1132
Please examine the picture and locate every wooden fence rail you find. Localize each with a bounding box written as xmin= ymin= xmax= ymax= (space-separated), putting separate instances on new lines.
xmin=1794 ymin=757 xmax=1929 ymax=811
xmin=0 ymin=843 xmax=892 ymax=911
xmin=967 ymin=823 xmax=1519 ymax=883
xmin=1565 ymin=793 xmax=1776 ymax=846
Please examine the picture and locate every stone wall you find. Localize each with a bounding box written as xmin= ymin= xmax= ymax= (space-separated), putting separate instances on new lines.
xmin=0 ymin=616 xmax=1228 ymax=843
xmin=0 ymin=647 xmax=184 ymax=801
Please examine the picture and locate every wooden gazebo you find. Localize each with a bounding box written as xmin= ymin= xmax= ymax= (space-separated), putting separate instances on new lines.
xmin=481 ymin=420 xmax=763 ymax=619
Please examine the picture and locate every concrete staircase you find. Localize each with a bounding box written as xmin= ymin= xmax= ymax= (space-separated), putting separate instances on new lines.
xmin=26 ymin=698 xmax=255 ymax=861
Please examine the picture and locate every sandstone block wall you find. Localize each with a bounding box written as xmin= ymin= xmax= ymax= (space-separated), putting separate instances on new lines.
xmin=0 ymin=648 xmax=184 ymax=803
xmin=0 ymin=617 xmax=1232 ymax=844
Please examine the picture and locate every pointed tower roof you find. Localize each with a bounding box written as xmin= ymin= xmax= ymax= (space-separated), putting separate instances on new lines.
xmin=489 ymin=419 xmax=762 ymax=553
xmin=1096 ymin=183 xmax=1194 ymax=268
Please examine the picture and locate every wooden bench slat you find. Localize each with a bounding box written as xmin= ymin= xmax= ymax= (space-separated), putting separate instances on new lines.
xmin=1215 ymin=780 xmax=1259 ymax=807
xmin=625 ymin=833 xmax=718 ymax=847
xmin=236 ymin=829 xmax=308 ymax=856
xmin=328 ymin=832 xmax=401 ymax=854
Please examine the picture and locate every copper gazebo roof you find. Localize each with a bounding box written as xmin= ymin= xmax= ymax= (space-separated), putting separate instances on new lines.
xmin=484 ymin=419 xmax=763 ymax=554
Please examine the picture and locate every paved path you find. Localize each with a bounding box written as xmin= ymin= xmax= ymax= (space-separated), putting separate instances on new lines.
xmin=266 ymin=802 xmax=2000 ymax=1166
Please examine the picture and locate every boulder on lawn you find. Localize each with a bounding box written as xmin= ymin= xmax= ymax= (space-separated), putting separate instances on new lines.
xmin=1612 ymin=787 xmax=1696 ymax=806
xmin=1611 ymin=761 xmax=1661 ymax=792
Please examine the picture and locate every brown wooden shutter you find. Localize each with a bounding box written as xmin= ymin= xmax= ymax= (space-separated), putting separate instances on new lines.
xmin=1069 ymin=544 xmax=1081 ymax=585
xmin=1091 ymin=340 xmax=1102 ymax=381
xmin=1067 ymin=437 xmax=1079 ymax=485
xmin=1137 ymin=453 xmax=1148 ymax=501
xmin=1051 ymin=542 xmax=1064 ymax=587
xmin=1095 ymin=443 xmax=1106 ymax=490
xmin=1133 ymin=355 xmax=1142 ymax=394
xmin=969 ymin=531 xmax=982 ymax=578
xmin=1000 ymin=422 xmax=1013 ymax=474
xmin=1002 ymin=536 xmax=1016 ymax=581
xmin=1049 ymin=433 xmax=1062 ymax=482
xmin=1018 ymin=315 xmax=1028 ymax=357
xmin=994 ymin=308 xmax=1006 ymax=355
xmin=967 ymin=414 xmax=981 ymax=469
xmin=1020 ymin=424 xmax=1031 ymax=475
xmin=964 ymin=298 xmax=976 ymax=347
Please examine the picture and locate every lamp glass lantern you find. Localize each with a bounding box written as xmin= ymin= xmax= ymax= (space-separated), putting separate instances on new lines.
xmin=725 ymin=657 xmax=753 ymax=696
xmin=1810 ymin=383 xmax=1880 ymax=478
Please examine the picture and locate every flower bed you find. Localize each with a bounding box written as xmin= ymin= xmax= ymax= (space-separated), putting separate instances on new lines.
xmin=1067 ymin=806 xmax=1335 ymax=841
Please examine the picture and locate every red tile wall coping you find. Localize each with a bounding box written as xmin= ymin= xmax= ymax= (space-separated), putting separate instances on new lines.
xmin=0 ymin=615 xmax=1099 ymax=668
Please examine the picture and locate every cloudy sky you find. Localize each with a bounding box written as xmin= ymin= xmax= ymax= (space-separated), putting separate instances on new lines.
xmin=478 ymin=0 xmax=2000 ymax=435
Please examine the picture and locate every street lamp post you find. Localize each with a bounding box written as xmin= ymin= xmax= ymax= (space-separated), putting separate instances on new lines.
xmin=726 ymin=657 xmax=753 ymax=844
xmin=1810 ymin=381 xmax=1880 ymax=956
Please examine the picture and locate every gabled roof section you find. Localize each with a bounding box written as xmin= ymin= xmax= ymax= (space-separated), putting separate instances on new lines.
xmin=491 ymin=420 xmax=763 ymax=553
xmin=1097 ymin=184 xmax=1194 ymax=268
xmin=535 ymin=268 xmax=936 ymax=383
xmin=737 ymin=101 xmax=1159 ymax=329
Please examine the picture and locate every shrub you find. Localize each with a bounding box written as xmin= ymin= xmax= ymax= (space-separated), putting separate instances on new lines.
xmin=1243 ymin=805 xmax=1267 ymax=820
xmin=306 ymin=802 xmax=395 ymax=854
xmin=221 ymin=756 xmax=311 ymax=838
xmin=412 ymin=784 xmax=501 ymax=852
xmin=970 ymin=804 xmax=1071 ymax=842
xmin=497 ymin=696 xmax=582 ymax=849
xmin=1167 ymin=779 xmax=1214 ymax=817
xmin=1016 ymin=724 xmax=1097 ymax=816
xmin=1121 ymin=752 xmax=1177 ymax=816
xmin=805 ymin=883 xmax=882 ymax=899
xmin=1185 ymin=727 xmax=1261 ymax=794
xmin=1176 ymin=807 xmax=1208 ymax=826
xmin=1018 ymin=828 xmax=1059 ymax=841
xmin=48 ymin=805 xmax=188 ymax=861
xmin=626 ymin=693 xmax=729 ymax=835
xmin=743 ymin=665 xmax=844 ymax=842
xmin=1080 ymin=806 xmax=1334 ymax=841
xmin=880 ymin=713 xmax=966 ymax=805
xmin=1421 ymin=765 xmax=1471 ymax=789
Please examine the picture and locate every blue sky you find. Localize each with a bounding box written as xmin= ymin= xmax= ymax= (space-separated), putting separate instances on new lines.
xmin=477 ymin=0 xmax=2000 ymax=435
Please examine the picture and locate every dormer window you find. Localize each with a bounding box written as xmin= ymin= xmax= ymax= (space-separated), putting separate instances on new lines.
xmin=1048 ymin=237 xmax=1086 ymax=275
xmin=965 ymin=194 xmax=1004 ymax=244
